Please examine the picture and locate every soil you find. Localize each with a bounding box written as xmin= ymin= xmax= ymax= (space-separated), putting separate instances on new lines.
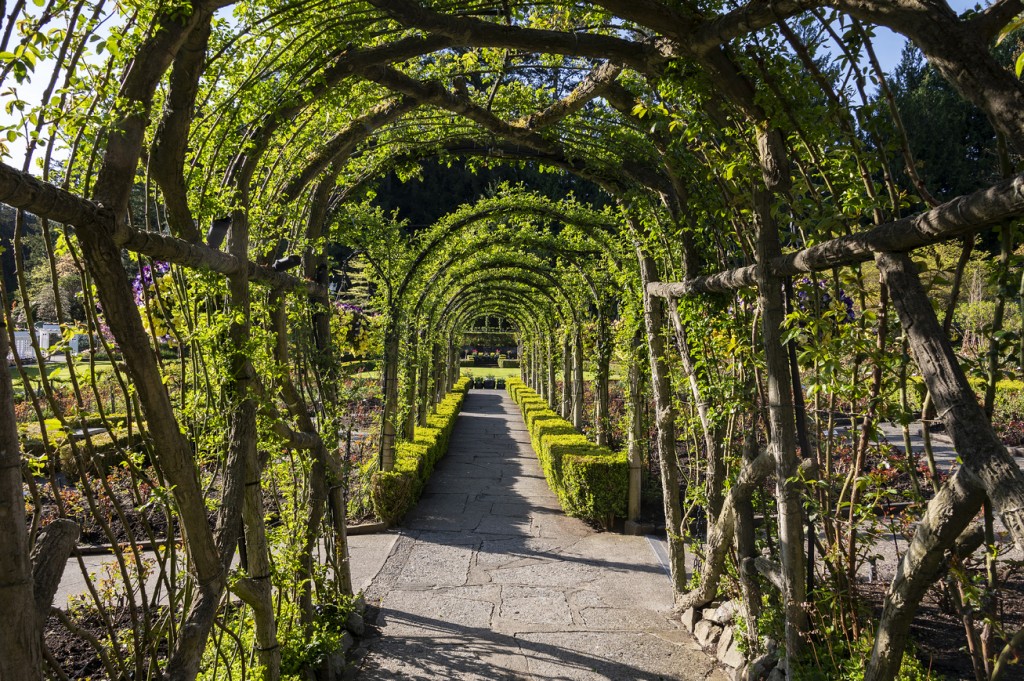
xmin=43 ymin=608 xmax=132 ymax=678
xmin=44 ymin=604 xmax=174 ymax=679
xmin=995 ymin=415 xmax=1024 ymax=448
xmin=27 ymin=466 xmax=171 ymax=546
xmin=860 ymin=568 xmax=1024 ymax=680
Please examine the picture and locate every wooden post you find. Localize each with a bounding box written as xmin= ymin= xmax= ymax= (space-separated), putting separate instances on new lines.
xmin=626 ymin=331 xmax=644 ymax=529
xmin=637 ymin=244 xmax=687 ymax=594
xmin=752 ymin=183 xmax=807 ymax=659
xmin=572 ymin=326 xmax=584 ymax=429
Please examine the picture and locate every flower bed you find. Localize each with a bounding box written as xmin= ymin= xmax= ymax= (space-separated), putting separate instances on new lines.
xmin=369 ymin=376 xmax=470 ymax=523
xmin=506 ymin=378 xmax=627 ymax=527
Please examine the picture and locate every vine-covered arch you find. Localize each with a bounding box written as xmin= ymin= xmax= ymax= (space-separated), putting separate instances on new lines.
xmin=2 ymin=1 xmax=1024 ymax=680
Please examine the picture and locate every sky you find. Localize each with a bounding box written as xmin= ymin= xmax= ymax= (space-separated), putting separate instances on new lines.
xmin=869 ymin=1 xmax=983 ymax=72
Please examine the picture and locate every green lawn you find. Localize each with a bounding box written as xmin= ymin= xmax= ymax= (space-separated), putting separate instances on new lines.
xmin=460 ymin=366 xmax=623 ymax=382
xmin=9 ymin=361 xmax=115 ymax=391
xmin=47 ymin=361 xmax=115 ymax=382
xmin=460 ymin=367 xmax=521 ymax=379
xmin=8 ymin=364 xmax=44 ymax=382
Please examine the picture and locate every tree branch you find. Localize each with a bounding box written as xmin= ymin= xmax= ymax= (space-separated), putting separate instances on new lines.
xmin=362 ymin=66 xmax=673 ymax=195
xmin=512 ymin=61 xmax=622 ymax=130
xmin=149 ymin=16 xmax=212 ymax=243
xmin=691 ymin=0 xmax=819 ymax=53
xmin=364 ymin=0 xmax=675 ymax=74
xmin=0 ymin=161 xmax=108 ymax=229
xmin=969 ymin=0 xmax=1024 ymax=42
xmin=1 ymin=162 xmax=319 ymax=293
xmin=279 ymin=97 xmax=419 ymax=202
xmin=649 ymin=172 xmax=1024 ymax=296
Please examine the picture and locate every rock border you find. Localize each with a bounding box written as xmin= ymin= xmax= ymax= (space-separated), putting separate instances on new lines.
xmin=681 ymin=599 xmax=782 ymax=681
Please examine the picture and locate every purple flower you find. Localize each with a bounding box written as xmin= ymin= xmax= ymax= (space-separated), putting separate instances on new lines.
xmin=793 ymin=277 xmax=856 ymax=323
xmin=132 ymin=261 xmax=170 ymax=304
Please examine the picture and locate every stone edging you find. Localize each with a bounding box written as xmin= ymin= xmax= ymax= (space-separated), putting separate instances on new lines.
xmin=682 ymin=600 xmax=783 ymax=681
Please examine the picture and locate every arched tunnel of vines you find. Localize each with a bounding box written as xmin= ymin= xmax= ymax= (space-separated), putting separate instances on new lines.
xmin=3 ymin=1 xmax=1024 ymax=679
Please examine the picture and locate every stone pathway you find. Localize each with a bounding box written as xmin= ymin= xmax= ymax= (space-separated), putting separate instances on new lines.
xmin=877 ymin=421 xmax=1024 ymax=474
xmin=54 ymin=534 xmax=399 ymax=608
xmin=357 ymin=391 xmax=724 ymax=681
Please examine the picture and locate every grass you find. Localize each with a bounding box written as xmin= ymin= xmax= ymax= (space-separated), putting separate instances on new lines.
xmin=460 ymin=367 xmax=521 ymax=379
xmin=460 ymin=366 xmax=624 ymax=382
xmin=8 ymin=364 xmax=44 ymax=381
xmin=331 ymin=364 xmax=629 ymax=384
xmin=9 ymin=360 xmax=115 ymax=392
xmin=47 ymin=361 xmax=115 ymax=382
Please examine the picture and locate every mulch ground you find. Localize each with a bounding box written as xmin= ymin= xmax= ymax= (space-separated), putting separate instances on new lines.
xmin=860 ymin=568 xmax=1024 ymax=680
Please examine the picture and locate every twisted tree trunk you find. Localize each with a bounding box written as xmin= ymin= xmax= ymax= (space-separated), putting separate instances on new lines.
xmin=667 ymin=301 xmax=724 ymax=528
xmin=865 ymin=250 xmax=1024 ymax=680
xmin=561 ymin=331 xmax=572 ymax=419
xmin=547 ymin=334 xmax=557 ymax=410
xmin=0 ymin=314 xmax=46 ymax=680
xmin=595 ymin=316 xmax=612 ymax=446
xmin=403 ymin=327 xmax=418 ymax=440
xmin=753 ymin=176 xmax=807 ymax=660
xmin=379 ymin=321 xmax=401 ymax=470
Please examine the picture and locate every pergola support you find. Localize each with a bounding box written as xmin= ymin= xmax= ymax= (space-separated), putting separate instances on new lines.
xmin=648 ymin=171 xmax=1024 ymax=300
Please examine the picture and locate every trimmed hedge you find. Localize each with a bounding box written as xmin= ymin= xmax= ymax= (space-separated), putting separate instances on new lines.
xmin=370 ymin=376 xmax=470 ymax=524
xmin=59 ymin=428 xmax=138 ymax=478
xmin=506 ymin=378 xmax=627 ymax=527
xmin=498 ymin=358 xmax=519 ymax=369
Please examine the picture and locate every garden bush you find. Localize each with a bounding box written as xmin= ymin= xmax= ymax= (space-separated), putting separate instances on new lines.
xmin=498 ymin=358 xmax=519 ymax=369
xmin=83 ymin=413 xmax=130 ymax=429
xmin=59 ymin=429 xmax=140 ymax=479
xmin=507 ymin=378 xmax=627 ymax=527
xmin=369 ymin=376 xmax=470 ymax=523
xmin=909 ymin=375 xmax=1024 ymax=424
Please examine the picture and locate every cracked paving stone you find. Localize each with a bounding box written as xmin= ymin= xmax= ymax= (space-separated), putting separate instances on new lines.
xmin=394 ymin=542 xmax=474 ymax=589
xmin=516 ymin=631 xmax=727 ymax=680
xmin=499 ymin=585 xmax=574 ymax=626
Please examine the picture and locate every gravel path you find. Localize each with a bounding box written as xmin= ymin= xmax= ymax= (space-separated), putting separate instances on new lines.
xmin=356 ymin=390 xmax=724 ymax=681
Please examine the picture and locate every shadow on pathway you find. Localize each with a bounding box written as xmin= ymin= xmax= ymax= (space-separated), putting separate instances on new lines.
xmin=358 ymin=391 xmax=722 ymax=680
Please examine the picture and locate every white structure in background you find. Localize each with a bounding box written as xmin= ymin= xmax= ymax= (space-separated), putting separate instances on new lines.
xmin=7 ymin=323 xmax=91 ymax=364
